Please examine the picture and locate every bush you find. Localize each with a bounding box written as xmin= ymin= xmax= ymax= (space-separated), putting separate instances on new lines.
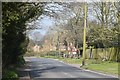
xmin=2 ymin=70 xmax=19 ymax=80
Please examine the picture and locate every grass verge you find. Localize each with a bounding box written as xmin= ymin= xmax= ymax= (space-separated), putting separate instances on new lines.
xmin=40 ymin=55 xmax=119 ymax=76
xmin=81 ymin=60 xmax=119 ymax=76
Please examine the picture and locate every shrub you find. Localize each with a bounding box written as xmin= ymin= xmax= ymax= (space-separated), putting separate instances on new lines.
xmin=2 ymin=70 xmax=19 ymax=80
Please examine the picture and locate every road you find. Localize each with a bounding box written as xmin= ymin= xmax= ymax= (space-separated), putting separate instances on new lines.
xmin=18 ymin=57 xmax=119 ymax=80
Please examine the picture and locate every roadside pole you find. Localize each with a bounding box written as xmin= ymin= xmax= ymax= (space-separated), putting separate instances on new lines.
xmin=57 ymin=31 xmax=60 ymax=57
xmin=82 ymin=2 xmax=87 ymax=66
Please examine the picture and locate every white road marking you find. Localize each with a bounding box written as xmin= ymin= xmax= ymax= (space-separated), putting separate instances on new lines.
xmin=63 ymin=72 xmax=75 ymax=78
xmin=80 ymin=68 xmax=118 ymax=78
xmin=53 ymin=58 xmax=118 ymax=78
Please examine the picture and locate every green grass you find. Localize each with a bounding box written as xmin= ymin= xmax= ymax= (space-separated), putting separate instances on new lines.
xmin=39 ymin=55 xmax=82 ymax=64
xmin=82 ymin=60 xmax=119 ymax=76
xmin=40 ymin=55 xmax=119 ymax=76
xmin=58 ymin=58 xmax=82 ymax=64
xmin=39 ymin=55 xmax=59 ymax=59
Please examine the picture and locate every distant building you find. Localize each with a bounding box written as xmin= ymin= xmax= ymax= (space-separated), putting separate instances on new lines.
xmin=33 ymin=45 xmax=40 ymax=52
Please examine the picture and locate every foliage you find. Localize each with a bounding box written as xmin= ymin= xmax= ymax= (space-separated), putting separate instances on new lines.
xmin=2 ymin=70 xmax=18 ymax=80
xmin=2 ymin=2 xmax=43 ymax=70
xmin=41 ymin=2 xmax=119 ymax=62
xmin=86 ymin=2 xmax=120 ymax=62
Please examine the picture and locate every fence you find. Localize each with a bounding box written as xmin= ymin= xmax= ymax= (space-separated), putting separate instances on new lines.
xmin=86 ymin=47 xmax=119 ymax=62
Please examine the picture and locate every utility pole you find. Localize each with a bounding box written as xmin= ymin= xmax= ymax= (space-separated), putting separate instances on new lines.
xmin=57 ymin=30 xmax=60 ymax=57
xmin=82 ymin=2 xmax=88 ymax=66
xmin=58 ymin=32 xmax=60 ymax=57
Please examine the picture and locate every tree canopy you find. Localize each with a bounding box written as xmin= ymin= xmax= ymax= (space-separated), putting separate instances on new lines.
xmin=2 ymin=2 xmax=43 ymax=70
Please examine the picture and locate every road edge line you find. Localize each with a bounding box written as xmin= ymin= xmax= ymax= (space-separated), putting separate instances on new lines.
xmin=53 ymin=58 xmax=118 ymax=78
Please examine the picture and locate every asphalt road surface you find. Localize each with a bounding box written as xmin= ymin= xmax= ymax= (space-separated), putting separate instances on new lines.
xmin=19 ymin=57 xmax=119 ymax=80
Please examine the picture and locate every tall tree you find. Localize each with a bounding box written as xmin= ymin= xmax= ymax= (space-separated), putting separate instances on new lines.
xmin=2 ymin=2 xmax=43 ymax=70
